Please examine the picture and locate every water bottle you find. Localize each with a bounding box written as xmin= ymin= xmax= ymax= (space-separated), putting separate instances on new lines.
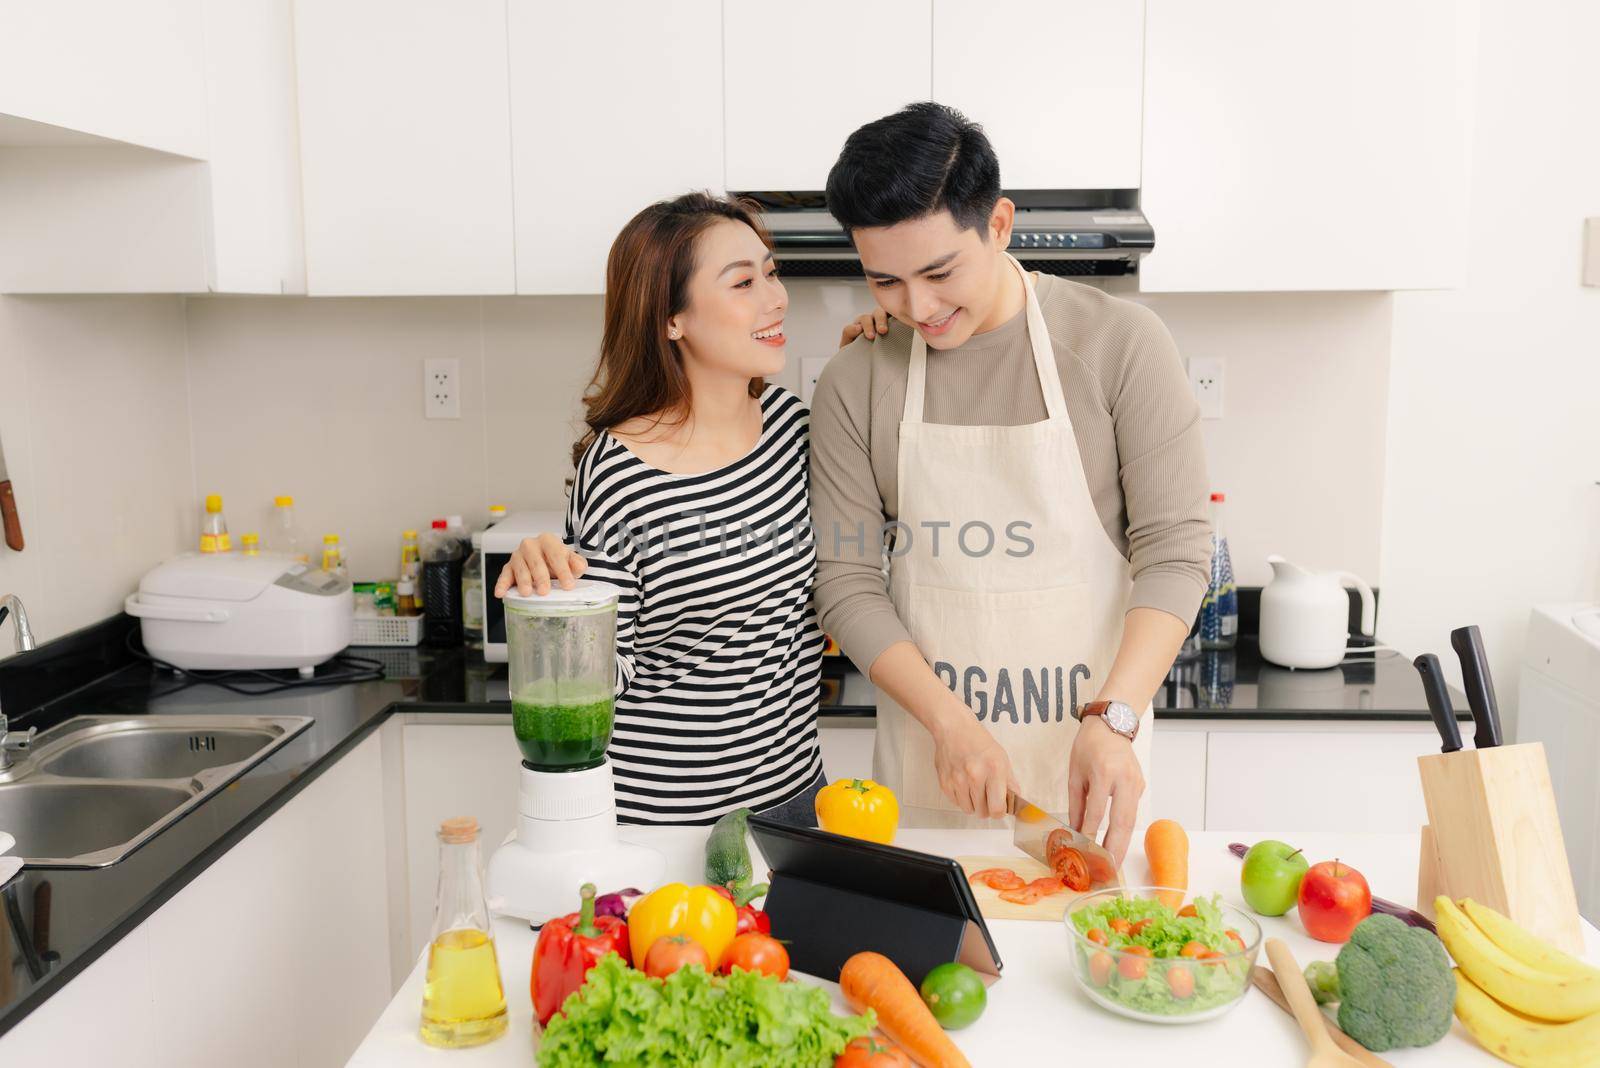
xmin=422 ymin=519 xmax=465 ymax=646
xmin=266 ymin=495 xmax=309 ymax=563
xmin=1200 ymin=492 xmax=1239 ymax=650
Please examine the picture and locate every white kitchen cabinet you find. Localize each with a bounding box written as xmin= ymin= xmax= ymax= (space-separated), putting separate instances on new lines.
xmin=0 ymin=0 xmax=208 ymax=158
xmin=293 ymin=0 xmax=516 ymax=295
xmin=723 ymin=0 xmax=932 ymax=192
xmin=932 ymin=0 xmax=1143 ymax=190
xmin=1203 ymin=727 xmax=1440 ymax=834
xmin=1147 ymin=724 xmax=1207 ymax=824
xmin=399 ymin=719 xmax=521 ymax=961
xmin=508 ymin=0 xmax=723 ymax=294
xmin=1139 ymin=0 xmax=1475 ymax=292
xmin=0 ymin=733 xmax=393 ymax=1067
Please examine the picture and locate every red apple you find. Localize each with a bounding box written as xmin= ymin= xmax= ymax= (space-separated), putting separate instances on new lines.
xmin=1297 ymin=859 xmax=1372 ymax=942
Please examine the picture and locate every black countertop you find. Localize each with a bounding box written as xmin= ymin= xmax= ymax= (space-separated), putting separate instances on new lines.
xmin=0 ymin=620 xmax=1466 ymax=1039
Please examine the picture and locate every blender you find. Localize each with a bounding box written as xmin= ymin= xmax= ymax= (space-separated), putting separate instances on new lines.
xmin=486 ymin=581 xmax=663 ymax=923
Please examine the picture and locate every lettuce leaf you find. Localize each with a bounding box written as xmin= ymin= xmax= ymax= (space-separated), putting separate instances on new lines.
xmin=536 ymin=955 xmax=873 ymax=1067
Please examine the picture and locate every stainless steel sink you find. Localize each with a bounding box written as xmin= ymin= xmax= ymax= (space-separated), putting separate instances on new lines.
xmin=0 ymin=714 xmax=312 ymax=868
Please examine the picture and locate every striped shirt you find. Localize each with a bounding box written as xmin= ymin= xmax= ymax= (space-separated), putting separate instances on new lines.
xmin=565 ymin=384 xmax=824 ymax=825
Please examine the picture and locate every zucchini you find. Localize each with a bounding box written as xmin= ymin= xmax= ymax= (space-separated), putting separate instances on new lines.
xmin=704 ymin=806 xmax=754 ymax=888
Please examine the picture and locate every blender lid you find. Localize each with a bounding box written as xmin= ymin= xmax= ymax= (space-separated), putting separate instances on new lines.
xmin=502 ymin=579 xmax=622 ymax=609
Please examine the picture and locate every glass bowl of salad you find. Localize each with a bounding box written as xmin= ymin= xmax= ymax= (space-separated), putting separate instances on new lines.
xmin=1064 ymin=887 xmax=1261 ymax=1023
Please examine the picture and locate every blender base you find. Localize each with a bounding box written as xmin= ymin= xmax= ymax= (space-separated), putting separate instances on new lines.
xmin=485 ymin=760 xmax=665 ymax=923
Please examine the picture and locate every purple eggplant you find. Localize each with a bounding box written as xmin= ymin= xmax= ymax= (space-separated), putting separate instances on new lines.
xmin=593 ymin=887 xmax=643 ymax=920
xmin=1226 ymin=842 xmax=1435 ymax=933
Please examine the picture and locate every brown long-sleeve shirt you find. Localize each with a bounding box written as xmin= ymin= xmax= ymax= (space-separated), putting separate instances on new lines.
xmin=809 ymin=272 xmax=1213 ymax=675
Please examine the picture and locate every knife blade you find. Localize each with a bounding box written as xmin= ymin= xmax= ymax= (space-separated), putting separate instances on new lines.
xmin=1412 ymin=653 xmax=1462 ymax=753
xmin=0 ymin=432 xmax=21 ymax=552
xmin=1007 ymin=791 xmax=1122 ymax=890
xmin=1449 ymin=625 xmax=1502 ymax=748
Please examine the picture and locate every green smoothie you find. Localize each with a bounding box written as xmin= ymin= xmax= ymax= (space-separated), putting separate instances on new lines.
xmin=512 ymin=691 xmax=614 ymax=771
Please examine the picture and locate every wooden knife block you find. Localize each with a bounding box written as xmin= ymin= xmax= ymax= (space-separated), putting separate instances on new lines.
xmin=1416 ymin=742 xmax=1584 ymax=953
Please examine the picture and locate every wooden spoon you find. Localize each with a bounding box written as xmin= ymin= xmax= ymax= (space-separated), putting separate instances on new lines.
xmin=1265 ymin=938 xmax=1364 ymax=1068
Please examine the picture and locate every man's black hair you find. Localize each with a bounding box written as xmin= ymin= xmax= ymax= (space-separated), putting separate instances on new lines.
xmin=824 ymin=102 xmax=1001 ymax=237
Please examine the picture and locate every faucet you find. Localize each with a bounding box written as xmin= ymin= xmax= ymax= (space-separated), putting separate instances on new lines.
xmin=0 ymin=593 xmax=38 ymax=772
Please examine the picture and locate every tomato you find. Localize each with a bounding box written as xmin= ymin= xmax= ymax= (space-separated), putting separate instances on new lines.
xmin=1053 ymin=848 xmax=1091 ymax=891
xmin=835 ymin=1036 xmax=912 ymax=1067
xmin=1088 ymin=950 xmax=1115 ymax=987
xmin=1118 ymin=945 xmax=1152 ymax=981
xmin=1178 ymin=904 xmax=1199 ymax=919
xmin=967 ymin=867 xmax=1025 ymax=891
xmin=720 ymin=932 xmax=789 ymax=980
xmin=1109 ymin=917 xmax=1133 ymax=935
xmin=1130 ymin=918 xmax=1154 ymax=936
xmin=1180 ymin=940 xmax=1208 ymax=958
xmin=1197 ymin=950 xmax=1225 ymax=967
xmin=998 ymin=876 xmax=1067 ymax=905
xmin=1086 ymin=928 xmax=1108 ymax=946
xmin=919 ymin=962 xmax=987 ymax=1030
xmin=1225 ymin=929 xmax=1247 ymax=953
xmin=643 ymin=934 xmax=709 ymax=979
xmin=1166 ymin=964 xmax=1196 ymax=1000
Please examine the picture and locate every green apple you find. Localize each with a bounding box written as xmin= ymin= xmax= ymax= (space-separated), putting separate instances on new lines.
xmin=1241 ymin=840 xmax=1309 ymax=916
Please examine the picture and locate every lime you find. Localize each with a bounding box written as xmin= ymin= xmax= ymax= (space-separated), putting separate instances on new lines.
xmin=919 ymin=962 xmax=987 ymax=1030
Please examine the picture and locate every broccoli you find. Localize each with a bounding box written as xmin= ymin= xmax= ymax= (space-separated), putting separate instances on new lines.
xmin=1299 ymin=913 xmax=1455 ymax=1052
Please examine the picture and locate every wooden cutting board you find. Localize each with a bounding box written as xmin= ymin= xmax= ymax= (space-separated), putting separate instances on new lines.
xmin=957 ymin=854 xmax=1074 ymax=922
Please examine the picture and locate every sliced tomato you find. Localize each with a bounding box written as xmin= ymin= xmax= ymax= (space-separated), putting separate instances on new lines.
xmin=1225 ymin=929 xmax=1247 ymax=952
xmin=1109 ymin=917 xmax=1133 ymax=935
xmin=1053 ymin=848 xmax=1092 ymax=892
xmin=966 ymin=867 xmax=1026 ymax=891
xmin=1130 ymin=918 xmax=1154 ymax=936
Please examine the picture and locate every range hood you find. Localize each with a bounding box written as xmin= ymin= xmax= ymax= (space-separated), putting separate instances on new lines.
xmin=741 ymin=190 xmax=1153 ymax=278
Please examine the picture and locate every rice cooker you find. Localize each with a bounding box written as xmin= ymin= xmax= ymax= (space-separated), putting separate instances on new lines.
xmin=125 ymin=551 xmax=352 ymax=672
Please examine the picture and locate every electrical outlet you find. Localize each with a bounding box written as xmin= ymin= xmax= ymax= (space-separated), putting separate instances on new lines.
xmin=1189 ymin=356 xmax=1224 ymax=420
xmin=424 ymin=357 xmax=460 ymax=419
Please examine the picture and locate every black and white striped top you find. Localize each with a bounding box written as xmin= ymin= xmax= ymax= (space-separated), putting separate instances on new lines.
xmin=565 ymin=384 xmax=824 ymax=825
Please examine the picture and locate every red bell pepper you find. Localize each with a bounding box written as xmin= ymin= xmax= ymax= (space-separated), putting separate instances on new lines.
xmin=711 ymin=882 xmax=771 ymax=937
xmin=531 ymin=882 xmax=630 ymax=1026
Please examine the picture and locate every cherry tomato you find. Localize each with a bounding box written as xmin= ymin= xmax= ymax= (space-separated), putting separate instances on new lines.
xmin=1167 ymin=964 xmax=1196 ymax=999
xmin=1180 ymin=940 xmax=1209 ymax=958
xmin=1178 ymin=904 xmax=1199 ymax=919
xmin=1088 ymin=950 xmax=1115 ymax=987
xmin=1118 ymin=945 xmax=1152 ymax=981
xmin=1198 ymin=950 xmax=1226 ymax=967
xmin=1087 ymin=928 xmax=1109 ymax=946
xmin=835 ymin=1036 xmax=913 ymax=1067
xmin=720 ymin=932 xmax=789 ymax=980
xmin=1130 ymin=918 xmax=1154 ymax=936
xmin=644 ymin=934 xmax=710 ymax=979
xmin=1109 ymin=917 xmax=1133 ymax=935
xmin=1226 ymin=929 xmax=1247 ymax=952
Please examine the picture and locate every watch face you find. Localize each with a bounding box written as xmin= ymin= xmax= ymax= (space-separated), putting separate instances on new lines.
xmin=1106 ymin=702 xmax=1139 ymax=735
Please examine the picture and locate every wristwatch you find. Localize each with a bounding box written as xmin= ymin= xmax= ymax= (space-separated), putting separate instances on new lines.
xmin=1080 ymin=700 xmax=1141 ymax=742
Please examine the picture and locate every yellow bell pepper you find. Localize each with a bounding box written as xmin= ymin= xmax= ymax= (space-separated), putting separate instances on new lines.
xmin=815 ymin=778 xmax=899 ymax=845
xmin=626 ymin=883 xmax=736 ymax=968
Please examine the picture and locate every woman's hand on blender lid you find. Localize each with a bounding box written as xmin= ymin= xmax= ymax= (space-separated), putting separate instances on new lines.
xmin=494 ymin=533 xmax=588 ymax=598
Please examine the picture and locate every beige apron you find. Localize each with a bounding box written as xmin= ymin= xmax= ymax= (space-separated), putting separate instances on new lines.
xmin=872 ymin=254 xmax=1152 ymax=828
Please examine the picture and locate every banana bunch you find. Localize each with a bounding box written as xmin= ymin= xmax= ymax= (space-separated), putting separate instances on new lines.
xmin=1434 ymin=896 xmax=1600 ymax=1067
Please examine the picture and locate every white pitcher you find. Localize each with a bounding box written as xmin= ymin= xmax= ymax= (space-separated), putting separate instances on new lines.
xmin=1259 ymin=555 xmax=1376 ymax=669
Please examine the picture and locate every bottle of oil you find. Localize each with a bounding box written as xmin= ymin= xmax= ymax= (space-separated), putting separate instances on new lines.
xmin=420 ymin=817 xmax=507 ymax=1048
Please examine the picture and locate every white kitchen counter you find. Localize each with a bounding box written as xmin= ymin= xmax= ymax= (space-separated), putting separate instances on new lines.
xmin=349 ymin=828 xmax=1600 ymax=1066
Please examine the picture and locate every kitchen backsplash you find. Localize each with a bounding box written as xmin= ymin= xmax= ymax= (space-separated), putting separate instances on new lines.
xmin=0 ymin=281 xmax=1392 ymax=650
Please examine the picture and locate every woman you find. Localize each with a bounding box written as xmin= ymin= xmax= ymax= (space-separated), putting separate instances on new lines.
xmin=495 ymin=192 xmax=824 ymax=826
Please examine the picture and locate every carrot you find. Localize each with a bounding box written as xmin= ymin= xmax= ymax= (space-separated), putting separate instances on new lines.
xmin=1144 ymin=819 xmax=1189 ymax=909
xmin=839 ymin=953 xmax=971 ymax=1068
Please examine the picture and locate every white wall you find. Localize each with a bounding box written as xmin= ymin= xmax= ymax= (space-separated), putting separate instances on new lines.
xmin=176 ymin=280 xmax=1391 ymax=593
xmin=0 ymin=296 xmax=195 ymax=653
xmin=1381 ymin=0 xmax=1600 ymax=736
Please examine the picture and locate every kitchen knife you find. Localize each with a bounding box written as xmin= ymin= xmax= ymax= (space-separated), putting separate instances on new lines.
xmin=1006 ymin=791 xmax=1122 ymax=890
xmin=0 ymin=432 xmax=21 ymax=551
xmin=1412 ymin=653 xmax=1462 ymax=753
xmin=1449 ymin=625 xmax=1502 ymax=748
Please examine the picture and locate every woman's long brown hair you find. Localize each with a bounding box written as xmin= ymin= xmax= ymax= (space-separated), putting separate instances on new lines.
xmin=572 ymin=192 xmax=773 ymax=469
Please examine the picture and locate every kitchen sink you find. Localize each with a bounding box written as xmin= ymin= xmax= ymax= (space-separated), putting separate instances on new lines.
xmin=0 ymin=714 xmax=312 ymax=868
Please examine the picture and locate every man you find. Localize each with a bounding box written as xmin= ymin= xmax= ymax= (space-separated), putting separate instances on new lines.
xmin=810 ymin=102 xmax=1211 ymax=864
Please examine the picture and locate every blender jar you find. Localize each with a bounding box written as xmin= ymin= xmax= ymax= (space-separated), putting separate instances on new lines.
xmin=503 ymin=581 xmax=620 ymax=772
